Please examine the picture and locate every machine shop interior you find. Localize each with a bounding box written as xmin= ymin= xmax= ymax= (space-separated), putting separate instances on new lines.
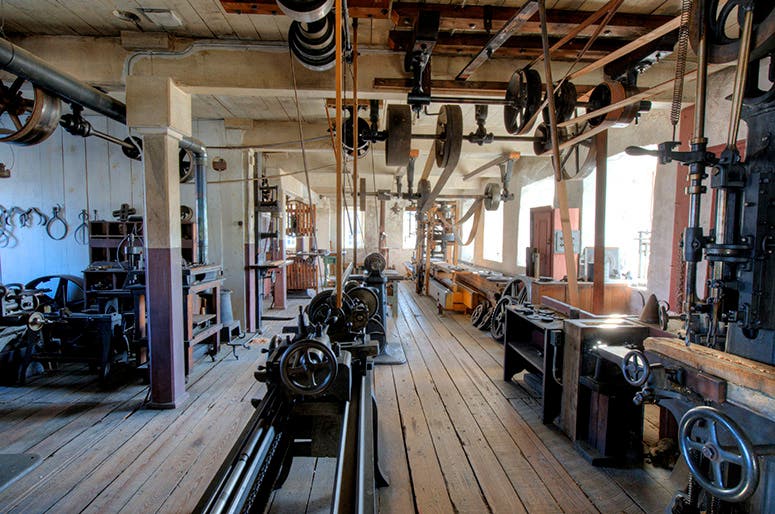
xmin=0 ymin=0 xmax=773 ymax=513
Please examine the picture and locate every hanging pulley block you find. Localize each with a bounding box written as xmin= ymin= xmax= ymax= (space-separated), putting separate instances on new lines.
xmin=385 ymin=104 xmax=412 ymax=167
xmin=0 ymin=78 xmax=61 ymax=146
xmin=504 ymin=68 xmax=542 ymax=135
xmin=289 ymin=13 xmax=338 ymax=72
xmin=434 ymin=104 xmax=463 ymax=169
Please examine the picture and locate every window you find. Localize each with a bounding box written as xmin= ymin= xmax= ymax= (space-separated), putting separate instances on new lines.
xmin=343 ymin=206 xmax=364 ymax=249
xmin=482 ymin=201 xmax=504 ymax=262
xmin=459 ymin=199 xmax=475 ymax=262
xmin=402 ymin=209 xmax=416 ymax=249
xmin=517 ymin=176 xmax=555 ymax=266
xmin=580 ymin=150 xmax=657 ymax=284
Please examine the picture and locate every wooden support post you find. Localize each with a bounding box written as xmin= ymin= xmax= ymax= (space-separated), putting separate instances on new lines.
xmin=593 ymin=131 xmax=608 ymax=314
xmin=127 ymin=76 xmax=193 ymax=408
xmin=424 ymin=214 xmax=433 ymax=295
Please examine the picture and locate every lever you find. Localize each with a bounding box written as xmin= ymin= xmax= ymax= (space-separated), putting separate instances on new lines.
xmin=625 ymin=146 xmax=659 ymax=158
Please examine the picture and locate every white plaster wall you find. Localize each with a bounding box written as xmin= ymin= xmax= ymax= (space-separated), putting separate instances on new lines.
xmin=0 ymin=117 xmax=143 ymax=284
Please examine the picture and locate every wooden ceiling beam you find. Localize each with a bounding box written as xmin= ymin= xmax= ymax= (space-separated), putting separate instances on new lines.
xmin=220 ymin=0 xmax=390 ymax=18
xmin=391 ymin=4 xmax=673 ymax=39
xmin=389 ymin=31 xmax=623 ymax=61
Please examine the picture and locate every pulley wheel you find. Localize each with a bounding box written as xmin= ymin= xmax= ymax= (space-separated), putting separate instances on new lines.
xmin=279 ymin=339 xmax=338 ymax=396
xmin=470 ymin=303 xmax=486 ymax=326
xmin=691 ymin=1 xmax=775 ymax=64
xmin=586 ymin=80 xmax=638 ymax=128
xmin=289 ymin=13 xmax=337 ymax=72
xmin=386 ymin=104 xmax=412 ymax=166
xmin=122 ymin=136 xmax=143 ymax=161
xmin=559 ymin=137 xmax=596 ymax=180
xmin=483 ymin=182 xmax=501 ymax=211
xmin=0 ymin=78 xmax=61 ymax=146
xmin=532 ymin=122 xmax=552 ymax=156
xmin=417 ymin=178 xmax=431 ymax=207
xmin=343 ymin=114 xmax=371 ymax=158
xmin=489 ymin=296 xmax=513 ymax=342
xmin=179 ymin=148 xmax=194 ymax=183
xmin=348 ymin=286 xmax=379 ymax=318
xmin=275 ymin=0 xmax=333 ymax=23
xmin=477 ymin=306 xmax=494 ymax=330
xmin=434 ymin=104 xmax=463 ymax=170
xmin=504 ymin=68 xmax=542 ymax=135
xmin=542 ymin=80 xmax=578 ymax=124
xmin=180 ymin=205 xmax=194 ymax=222
xmin=364 ymin=251 xmax=387 ymax=273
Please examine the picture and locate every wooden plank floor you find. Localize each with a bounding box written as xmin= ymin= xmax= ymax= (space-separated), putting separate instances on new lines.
xmin=0 ymin=285 xmax=673 ymax=513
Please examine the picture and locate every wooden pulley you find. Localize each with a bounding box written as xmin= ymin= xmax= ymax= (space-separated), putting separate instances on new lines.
xmin=504 ymin=68 xmax=542 ymax=135
xmin=691 ymin=1 xmax=775 ymax=64
xmin=542 ymin=80 xmax=577 ymax=124
xmin=385 ymin=104 xmax=412 ymax=167
xmin=434 ymin=104 xmax=463 ymax=169
xmin=483 ymin=182 xmax=501 ymax=211
xmin=0 ymin=77 xmax=61 ymax=146
xmin=586 ymin=80 xmax=639 ymax=129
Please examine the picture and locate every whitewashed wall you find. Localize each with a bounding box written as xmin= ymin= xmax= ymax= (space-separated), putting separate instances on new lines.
xmin=0 ymin=116 xmax=142 ymax=284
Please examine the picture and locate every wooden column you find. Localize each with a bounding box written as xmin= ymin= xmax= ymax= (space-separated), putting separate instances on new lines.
xmin=244 ymin=151 xmax=259 ymax=332
xmin=127 ymin=76 xmax=192 ymax=408
xmin=593 ymin=131 xmax=608 ymax=313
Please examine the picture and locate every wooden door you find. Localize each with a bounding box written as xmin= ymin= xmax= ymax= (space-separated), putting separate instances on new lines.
xmin=530 ymin=206 xmax=554 ymax=278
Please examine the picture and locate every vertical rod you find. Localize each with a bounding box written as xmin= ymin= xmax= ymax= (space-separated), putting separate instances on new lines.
xmin=593 ymin=131 xmax=608 ymax=313
xmin=352 ymin=18 xmax=359 ymax=270
xmin=335 ymin=0 xmax=344 ymax=309
xmin=538 ymin=0 xmax=579 ymax=306
xmin=684 ymin=0 xmax=708 ymax=319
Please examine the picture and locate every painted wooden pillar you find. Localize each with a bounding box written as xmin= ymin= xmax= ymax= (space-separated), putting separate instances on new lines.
xmin=127 ymin=77 xmax=192 ymax=408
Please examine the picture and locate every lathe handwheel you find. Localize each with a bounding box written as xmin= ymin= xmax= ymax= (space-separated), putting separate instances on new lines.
xmin=279 ymin=340 xmax=338 ymax=397
xmin=679 ymin=406 xmax=760 ymax=502
xmin=621 ymin=350 xmax=650 ymax=387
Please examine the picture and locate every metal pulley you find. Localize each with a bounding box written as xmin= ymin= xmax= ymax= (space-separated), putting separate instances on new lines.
xmin=289 ymin=13 xmax=338 ymax=72
xmin=533 ymin=122 xmax=596 ymax=180
xmin=504 ymin=68 xmax=542 ymax=135
xmin=417 ymin=178 xmax=431 ymax=207
xmin=542 ymin=80 xmax=577 ymax=124
xmin=434 ymin=104 xmax=463 ymax=169
xmin=690 ymin=1 xmax=775 ymax=64
xmin=363 ymin=251 xmax=387 ymax=274
xmin=483 ymin=182 xmax=501 ymax=211
xmin=275 ymin=0 xmax=333 ymax=23
xmin=342 ymin=111 xmax=372 ymax=158
xmin=385 ymin=104 xmax=412 ymax=167
xmin=0 ymin=78 xmax=61 ymax=146
xmin=587 ymin=80 xmax=640 ymax=128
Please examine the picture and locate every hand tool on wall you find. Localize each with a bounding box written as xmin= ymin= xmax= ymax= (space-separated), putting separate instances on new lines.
xmin=46 ymin=204 xmax=69 ymax=241
xmin=74 ymin=209 xmax=89 ymax=245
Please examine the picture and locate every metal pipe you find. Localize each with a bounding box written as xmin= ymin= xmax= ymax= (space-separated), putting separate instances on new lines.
xmin=0 ymin=37 xmax=127 ymax=124
xmin=180 ymin=136 xmax=209 ymax=264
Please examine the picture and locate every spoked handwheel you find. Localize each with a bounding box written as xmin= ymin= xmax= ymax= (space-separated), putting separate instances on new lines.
xmin=504 ymin=68 xmax=542 ymax=135
xmin=0 ymin=77 xmax=61 ymax=146
xmin=279 ymin=340 xmax=338 ymax=397
xmin=679 ymin=406 xmax=760 ymax=503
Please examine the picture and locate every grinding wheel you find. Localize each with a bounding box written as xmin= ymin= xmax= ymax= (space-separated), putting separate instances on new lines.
xmin=386 ymin=104 xmax=412 ymax=166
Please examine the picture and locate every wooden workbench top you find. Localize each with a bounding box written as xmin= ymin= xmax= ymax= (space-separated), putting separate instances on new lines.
xmin=644 ymin=337 xmax=775 ymax=398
